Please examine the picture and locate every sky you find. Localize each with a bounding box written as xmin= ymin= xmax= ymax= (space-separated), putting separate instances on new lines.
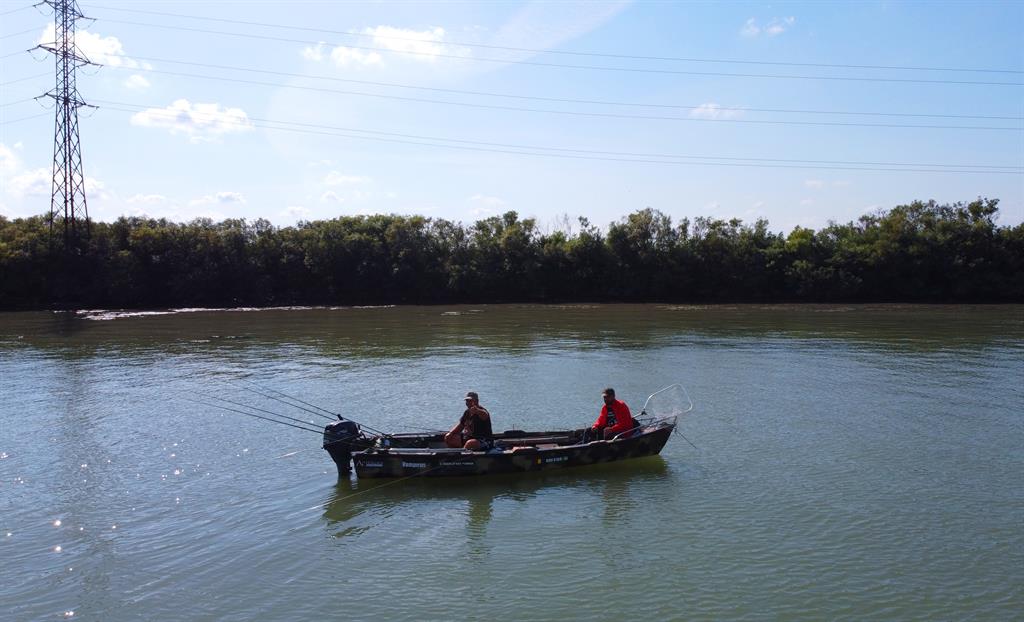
xmin=0 ymin=0 xmax=1021 ymax=233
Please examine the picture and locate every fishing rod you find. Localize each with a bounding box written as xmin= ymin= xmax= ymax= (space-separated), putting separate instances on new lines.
xmin=194 ymin=390 xmax=323 ymax=429
xmin=183 ymin=397 xmax=369 ymax=447
xmin=183 ymin=397 xmax=327 ymax=437
xmin=237 ymin=377 xmax=336 ymax=421
xmin=237 ymin=377 xmax=392 ymax=437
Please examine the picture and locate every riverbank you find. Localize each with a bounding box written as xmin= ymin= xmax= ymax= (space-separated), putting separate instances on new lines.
xmin=2 ymin=198 xmax=1021 ymax=309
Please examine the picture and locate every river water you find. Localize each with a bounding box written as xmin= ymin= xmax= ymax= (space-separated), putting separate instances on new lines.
xmin=1 ymin=305 xmax=1021 ymax=621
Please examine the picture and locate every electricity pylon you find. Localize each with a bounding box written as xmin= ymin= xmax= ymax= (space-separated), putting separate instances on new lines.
xmin=34 ymin=0 xmax=95 ymax=247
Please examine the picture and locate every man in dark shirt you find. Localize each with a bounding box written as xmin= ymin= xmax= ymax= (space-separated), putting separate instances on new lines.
xmin=592 ymin=387 xmax=634 ymax=440
xmin=444 ymin=391 xmax=494 ymax=450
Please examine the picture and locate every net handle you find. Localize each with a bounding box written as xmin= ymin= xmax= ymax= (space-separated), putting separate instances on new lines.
xmin=639 ymin=383 xmax=693 ymax=416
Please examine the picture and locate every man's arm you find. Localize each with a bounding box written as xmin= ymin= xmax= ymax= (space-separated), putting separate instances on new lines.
xmin=444 ymin=414 xmax=465 ymax=442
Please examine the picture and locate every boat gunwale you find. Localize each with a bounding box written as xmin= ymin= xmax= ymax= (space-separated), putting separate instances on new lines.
xmin=346 ymin=418 xmax=675 ymax=458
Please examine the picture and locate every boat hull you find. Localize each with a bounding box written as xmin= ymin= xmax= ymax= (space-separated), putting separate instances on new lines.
xmin=347 ymin=425 xmax=674 ymax=478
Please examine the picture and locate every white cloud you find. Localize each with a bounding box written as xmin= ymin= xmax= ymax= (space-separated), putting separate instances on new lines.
xmin=741 ymin=17 xmax=795 ymax=38
xmin=766 ymin=17 xmax=796 ymax=36
xmin=367 ymin=26 xmax=461 ymax=60
xmin=804 ymin=180 xmax=826 ymax=189
xmin=320 ymin=191 xmax=343 ymax=203
xmin=130 ymin=99 xmax=253 ymax=143
xmin=800 ymin=198 xmax=815 ymax=206
xmin=468 ymin=194 xmax=505 ymax=215
xmin=308 ymin=25 xmax=470 ymax=68
xmin=189 ymin=192 xmax=246 ymax=206
xmin=330 ymin=46 xmax=383 ymax=67
xmin=752 ymin=200 xmax=765 ymax=209
xmin=85 ymin=178 xmax=110 ymax=201
xmin=469 ymin=193 xmax=505 ymax=208
xmin=39 ymin=24 xmax=150 ymax=69
xmin=741 ymin=18 xmax=761 ymax=38
xmin=323 ymin=171 xmax=370 ymax=186
xmin=689 ymin=103 xmax=742 ymax=121
xmin=0 ymin=143 xmax=19 ymax=173
xmin=216 ymin=191 xmax=245 ymax=204
xmin=284 ymin=205 xmax=310 ymax=218
xmin=124 ymin=74 xmax=150 ymax=89
xmin=302 ymin=42 xmax=326 ymax=62
xmin=126 ymin=193 xmax=167 ymax=204
xmin=2 ymin=164 xmax=108 ymax=203
xmin=7 ymin=168 xmax=50 ymax=198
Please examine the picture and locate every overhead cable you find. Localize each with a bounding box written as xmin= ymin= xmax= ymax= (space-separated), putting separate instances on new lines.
xmin=0 ymin=5 xmax=34 ymax=18
xmin=0 ymin=27 xmax=40 ymax=40
xmin=0 ymin=111 xmax=49 ymax=125
xmin=94 ymin=19 xmax=1024 ymax=87
xmin=102 ymin=65 xmax=1024 ymax=131
xmin=0 ymin=72 xmax=49 ymax=86
xmin=87 ymin=4 xmax=1024 ymax=75
xmin=123 ymin=55 xmax=1024 ymax=122
xmin=92 ymin=101 xmax=1024 ymax=174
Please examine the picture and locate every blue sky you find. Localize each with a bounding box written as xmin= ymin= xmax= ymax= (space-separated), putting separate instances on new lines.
xmin=1 ymin=0 xmax=1021 ymax=232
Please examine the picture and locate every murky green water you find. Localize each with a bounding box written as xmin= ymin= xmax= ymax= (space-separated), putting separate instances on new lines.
xmin=1 ymin=305 xmax=1022 ymax=621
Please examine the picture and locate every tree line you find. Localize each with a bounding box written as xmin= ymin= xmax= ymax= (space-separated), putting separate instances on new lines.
xmin=0 ymin=198 xmax=1020 ymax=309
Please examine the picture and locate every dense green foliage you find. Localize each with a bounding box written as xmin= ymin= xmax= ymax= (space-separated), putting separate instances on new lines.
xmin=0 ymin=198 xmax=1020 ymax=309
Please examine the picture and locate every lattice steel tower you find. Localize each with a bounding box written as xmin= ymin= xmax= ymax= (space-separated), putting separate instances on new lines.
xmin=36 ymin=0 xmax=94 ymax=245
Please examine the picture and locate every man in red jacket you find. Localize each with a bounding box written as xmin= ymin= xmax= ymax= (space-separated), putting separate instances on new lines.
xmin=592 ymin=387 xmax=634 ymax=440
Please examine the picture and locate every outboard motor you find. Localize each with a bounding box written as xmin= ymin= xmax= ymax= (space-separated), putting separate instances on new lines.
xmin=323 ymin=419 xmax=361 ymax=476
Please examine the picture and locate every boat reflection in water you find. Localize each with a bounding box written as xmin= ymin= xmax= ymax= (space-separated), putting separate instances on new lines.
xmin=321 ymin=458 xmax=671 ymax=547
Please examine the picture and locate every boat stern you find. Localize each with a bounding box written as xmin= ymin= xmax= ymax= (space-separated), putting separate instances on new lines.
xmin=322 ymin=419 xmax=363 ymax=477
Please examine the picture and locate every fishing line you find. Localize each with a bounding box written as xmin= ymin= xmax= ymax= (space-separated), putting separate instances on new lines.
xmin=194 ymin=390 xmax=323 ymax=429
xmin=234 ymin=381 xmax=336 ymax=422
xmin=181 ymin=397 xmax=329 ymax=437
xmin=183 ymin=395 xmax=369 ymax=449
xmin=237 ymin=377 xmax=338 ymax=420
xmin=237 ymin=377 xmax=392 ymax=437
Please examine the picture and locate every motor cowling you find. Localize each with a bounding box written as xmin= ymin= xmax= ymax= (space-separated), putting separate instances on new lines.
xmin=323 ymin=419 xmax=361 ymax=476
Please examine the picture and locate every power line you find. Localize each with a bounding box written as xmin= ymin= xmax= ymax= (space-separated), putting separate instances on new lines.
xmin=88 ymin=4 xmax=1024 ymax=75
xmin=124 ymin=54 xmax=1024 ymax=122
xmin=0 ymin=111 xmax=49 ymax=125
xmin=92 ymin=100 xmax=1023 ymax=174
xmin=0 ymin=97 xmax=40 ymax=107
xmin=0 ymin=73 xmax=49 ymax=86
xmin=1 ymin=27 xmax=41 ymax=40
xmin=103 ymin=65 xmax=1023 ymax=131
xmin=0 ymin=5 xmax=34 ymax=18
xmin=95 ymin=18 xmax=1024 ymax=87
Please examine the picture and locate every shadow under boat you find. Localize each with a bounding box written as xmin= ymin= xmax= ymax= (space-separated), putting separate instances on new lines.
xmin=322 ymin=455 xmax=671 ymax=527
